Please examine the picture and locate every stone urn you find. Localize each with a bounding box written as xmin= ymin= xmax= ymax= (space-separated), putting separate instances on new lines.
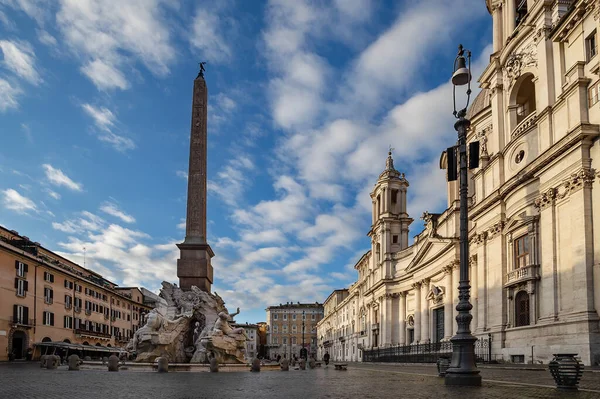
xmin=436 ymin=356 xmax=450 ymax=377
xmin=548 ymin=354 xmax=584 ymax=390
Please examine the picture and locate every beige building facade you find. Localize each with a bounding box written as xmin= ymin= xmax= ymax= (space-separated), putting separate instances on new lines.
xmin=318 ymin=0 xmax=600 ymax=365
xmin=0 ymin=225 xmax=153 ymax=361
xmin=266 ymin=302 xmax=323 ymax=360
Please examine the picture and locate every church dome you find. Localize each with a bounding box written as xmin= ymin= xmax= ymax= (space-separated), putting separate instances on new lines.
xmin=466 ymin=89 xmax=491 ymax=120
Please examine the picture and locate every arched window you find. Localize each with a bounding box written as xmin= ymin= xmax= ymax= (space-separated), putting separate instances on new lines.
xmin=516 ymin=0 xmax=527 ymax=27
xmin=42 ymin=337 xmax=51 ymax=343
xmin=515 ymin=291 xmax=530 ymax=327
xmin=515 ymin=76 xmax=536 ymax=124
xmin=63 ymin=339 xmax=71 ymax=344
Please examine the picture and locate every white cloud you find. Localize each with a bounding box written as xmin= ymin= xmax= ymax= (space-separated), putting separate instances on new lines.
xmin=42 ymin=164 xmax=83 ymax=191
xmin=100 ymin=202 xmax=135 ymax=224
xmin=208 ymin=153 xmax=255 ymax=206
xmin=0 ymin=39 xmax=41 ymax=84
xmin=176 ymin=170 xmax=188 ymax=180
xmin=81 ymin=103 xmax=135 ymax=151
xmin=1 ymin=0 xmax=48 ymax=24
xmin=52 ymin=211 xmax=105 ymax=234
xmin=36 ymin=29 xmax=57 ymax=47
xmin=190 ymin=8 xmax=232 ymax=63
xmin=0 ymin=78 xmax=21 ymax=111
xmin=56 ymin=0 xmax=176 ymax=90
xmin=0 ymin=10 xmax=17 ymax=30
xmin=80 ymin=59 xmax=129 ymax=91
xmin=2 ymin=188 xmax=37 ymax=214
xmin=45 ymin=188 xmax=61 ymax=200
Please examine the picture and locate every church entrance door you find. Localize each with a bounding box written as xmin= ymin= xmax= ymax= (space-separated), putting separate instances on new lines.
xmin=433 ymin=308 xmax=444 ymax=343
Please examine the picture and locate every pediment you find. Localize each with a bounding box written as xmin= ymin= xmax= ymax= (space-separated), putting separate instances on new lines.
xmin=403 ymin=238 xmax=455 ymax=273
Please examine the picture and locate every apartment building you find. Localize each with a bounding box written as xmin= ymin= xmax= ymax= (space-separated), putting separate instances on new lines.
xmin=266 ymin=302 xmax=323 ymax=360
xmin=0 ymin=225 xmax=153 ymax=361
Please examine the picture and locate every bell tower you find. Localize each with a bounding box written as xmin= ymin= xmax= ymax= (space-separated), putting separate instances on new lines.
xmin=368 ymin=150 xmax=412 ymax=278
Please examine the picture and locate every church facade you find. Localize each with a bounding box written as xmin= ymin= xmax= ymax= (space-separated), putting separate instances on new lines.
xmin=316 ymin=0 xmax=600 ymax=365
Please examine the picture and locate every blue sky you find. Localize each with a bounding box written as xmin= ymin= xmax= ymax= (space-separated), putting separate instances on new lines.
xmin=0 ymin=0 xmax=492 ymax=323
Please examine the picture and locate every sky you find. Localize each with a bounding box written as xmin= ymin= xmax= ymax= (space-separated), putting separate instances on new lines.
xmin=0 ymin=0 xmax=492 ymax=323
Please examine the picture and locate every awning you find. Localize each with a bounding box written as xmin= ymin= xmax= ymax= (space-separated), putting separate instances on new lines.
xmin=34 ymin=341 xmax=125 ymax=353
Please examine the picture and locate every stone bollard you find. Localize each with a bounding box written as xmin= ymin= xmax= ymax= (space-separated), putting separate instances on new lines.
xmin=101 ymin=356 xmax=108 ymax=365
xmin=209 ymin=357 xmax=219 ymax=372
xmin=157 ymin=357 xmax=168 ymax=373
xmin=108 ymin=354 xmax=120 ymax=372
xmin=68 ymin=354 xmax=81 ymax=371
xmin=40 ymin=355 xmax=48 ymax=368
xmin=308 ymin=358 xmax=316 ymax=369
xmin=280 ymin=358 xmax=289 ymax=371
xmin=84 ymin=356 xmax=92 ymax=361
xmin=250 ymin=357 xmax=261 ymax=372
xmin=46 ymin=355 xmax=59 ymax=370
xmin=299 ymin=359 xmax=306 ymax=370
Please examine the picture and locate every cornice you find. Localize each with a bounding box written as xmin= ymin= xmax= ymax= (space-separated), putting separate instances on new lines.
xmin=534 ymin=167 xmax=597 ymax=210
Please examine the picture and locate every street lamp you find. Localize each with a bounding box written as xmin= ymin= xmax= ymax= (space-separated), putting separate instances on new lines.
xmin=444 ymin=44 xmax=482 ymax=387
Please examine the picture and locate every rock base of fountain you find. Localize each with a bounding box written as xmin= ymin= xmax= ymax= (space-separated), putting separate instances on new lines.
xmin=127 ymin=282 xmax=246 ymax=364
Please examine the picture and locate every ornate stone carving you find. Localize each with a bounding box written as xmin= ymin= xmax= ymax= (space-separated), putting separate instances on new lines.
xmin=505 ymin=42 xmax=537 ymax=84
xmin=421 ymin=211 xmax=441 ymax=238
xmin=560 ymin=168 xmax=596 ymax=196
xmin=426 ymin=285 xmax=445 ymax=304
xmin=469 ymin=255 xmax=477 ymax=268
xmin=472 ymin=231 xmax=488 ymax=245
xmin=406 ymin=314 xmax=415 ymax=327
xmin=534 ymin=25 xmax=552 ymax=43
xmin=533 ymin=187 xmax=556 ymax=210
xmin=487 ymin=221 xmax=505 ymax=238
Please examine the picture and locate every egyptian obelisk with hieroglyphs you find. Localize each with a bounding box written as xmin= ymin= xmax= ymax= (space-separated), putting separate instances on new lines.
xmin=177 ymin=64 xmax=214 ymax=292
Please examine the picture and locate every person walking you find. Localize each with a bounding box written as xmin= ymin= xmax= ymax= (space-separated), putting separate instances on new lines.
xmin=323 ymin=351 xmax=330 ymax=367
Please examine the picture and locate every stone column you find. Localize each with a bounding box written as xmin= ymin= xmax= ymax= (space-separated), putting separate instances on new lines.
xmin=452 ymin=262 xmax=460 ymax=335
xmin=383 ymin=295 xmax=392 ymax=346
xmin=536 ymin=191 xmax=557 ymax=321
xmin=399 ymin=292 xmax=406 ymax=346
xmin=385 ymin=187 xmax=391 ymax=214
xmin=492 ymin=3 xmax=503 ymax=53
xmin=506 ymin=0 xmax=515 ymax=38
xmin=420 ymin=279 xmax=430 ymax=343
xmin=372 ymin=200 xmax=377 ymax=224
xmin=413 ymin=283 xmax=421 ymax=343
xmin=443 ymin=266 xmax=453 ymax=340
xmin=470 ymin=255 xmax=478 ymax=332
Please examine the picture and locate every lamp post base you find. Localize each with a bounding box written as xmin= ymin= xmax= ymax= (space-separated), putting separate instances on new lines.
xmin=444 ymin=335 xmax=482 ymax=386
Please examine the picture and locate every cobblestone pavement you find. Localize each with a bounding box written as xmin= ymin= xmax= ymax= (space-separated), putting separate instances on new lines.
xmin=1 ymin=362 xmax=599 ymax=399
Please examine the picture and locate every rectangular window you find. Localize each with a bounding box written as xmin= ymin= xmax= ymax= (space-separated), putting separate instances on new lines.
xmin=15 ymin=261 xmax=27 ymax=277
xmin=392 ymin=235 xmax=398 ymax=244
xmin=13 ymin=304 xmax=29 ymax=324
xmin=273 ymin=326 xmax=278 ymax=333
xmin=43 ymin=311 xmax=54 ymax=326
xmin=514 ymin=235 xmax=529 ymax=269
xmin=44 ymin=271 xmax=54 ymax=283
xmin=65 ymin=295 xmax=72 ymax=309
xmin=292 ymin=314 xmax=296 ymax=320
xmin=589 ymin=81 xmax=600 ymax=107
xmin=273 ymin=314 xmax=278 ymax=320
xmin=15 ymin=278 xmax=27 ymax=297
xmin=44 ymin=287 xmax=53 ymax=304
xmin=64 ymin=316 xmax=73 ymax=329
xmin=283 ymin=325 xmax=288 ymax=333
xmin=283 ymin=337 xmax=287 ymax=345
xmin=311 ymin=314 xmax=315 ymax=320
xmin=586 ymin=30 xmax=597 ymax=62
xmin=283 ymin=314 xmax=287 ymax=320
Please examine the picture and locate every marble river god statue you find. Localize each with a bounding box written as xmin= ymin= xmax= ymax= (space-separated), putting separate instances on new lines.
xmin=127 ymin=282 xmax=247 ymax=364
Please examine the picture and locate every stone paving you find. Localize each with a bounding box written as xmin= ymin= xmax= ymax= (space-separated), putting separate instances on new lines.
xmin=1 ymin=362 xmax=599 ymax=398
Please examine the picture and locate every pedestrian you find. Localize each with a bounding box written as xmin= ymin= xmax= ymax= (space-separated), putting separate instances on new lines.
xmin=277 ymin=354 xmax=281 ymax=362
xmin=324 ymin=351 xmax=330 ymax=366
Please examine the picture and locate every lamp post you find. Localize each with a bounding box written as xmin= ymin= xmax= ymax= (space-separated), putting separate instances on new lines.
xmin=444 ymin=44 xmax=482 ymax=387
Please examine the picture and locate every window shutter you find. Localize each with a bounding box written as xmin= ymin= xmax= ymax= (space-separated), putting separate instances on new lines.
xmin=43 ymin=311 xmax=46 ymax=324
xmin=23 ymin=307 xmax=29 ymax=322
xmin=50 ymin=274 xmax=54 ymax=283
xmin=14 ymin=278 xmax=18 ymax=289
xmin=44 ymin=271 xmax=47 ymax=280
xmin=50 ymin=313 xmax=54 ymax=326
xmin=15 ymin=260 xmax=19 ymax=269
xmin=24 ymin=281 xmax=28 ymax=291
xmin=24 ymin=263 xmax=28 ymax=273
xmin=50 ymin=289 xmax=53 ymax=299
xmin=13 ymin=304 xmax=18 ymax=322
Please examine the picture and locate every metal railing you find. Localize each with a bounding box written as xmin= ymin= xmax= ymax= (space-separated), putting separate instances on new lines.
xmin=363 ymin=336 xmax=493 ymax=364
xmin=75 ymin=328 xmax=111 ymax=339
xmin=10 ymin=317 xmax=34 ymax=326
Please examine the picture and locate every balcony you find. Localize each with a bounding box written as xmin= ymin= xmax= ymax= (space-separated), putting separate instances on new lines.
xmin=65 ymin=303 xmax=72 ymax=310
xmin=75 ymin=328 xmax=111 ymax=339
xmin=10 ymin=317 xmax=34 ymax=327
xmin=85 ymin=309 xmax=92 ymax=316
xmin=511 ymin=111 xmax=537 ymax=140
xmin=74 ymin=306 xmax=81 ymax=313
xmin=44 ymin=297 xmax=53 ymax=305
xmin=104 ymin=313 xmax=109 ymax=320
xmin=505 ymin=264 xmax=540 ymax=288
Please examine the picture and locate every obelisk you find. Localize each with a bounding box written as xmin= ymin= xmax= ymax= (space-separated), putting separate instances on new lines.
xmin=177 ymin=63 xmax=214 ymax=292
